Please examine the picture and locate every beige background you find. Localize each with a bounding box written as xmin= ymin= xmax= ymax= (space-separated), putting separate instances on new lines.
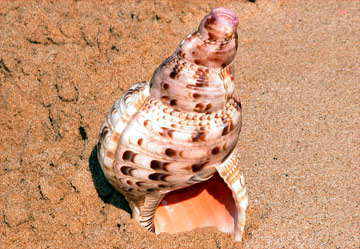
xmin=1 ymin=0 xmax=358 ymax=248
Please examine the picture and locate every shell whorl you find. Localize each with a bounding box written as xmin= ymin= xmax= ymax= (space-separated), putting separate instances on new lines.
xmin=198 ymin=7 xmax=239 ymax=43
xmin=150 ymin=8 xmax=239 ymax=113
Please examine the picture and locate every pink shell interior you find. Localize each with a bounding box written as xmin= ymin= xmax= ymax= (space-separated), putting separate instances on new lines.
xmin=154 ymin=172 xmax=237 ymax=234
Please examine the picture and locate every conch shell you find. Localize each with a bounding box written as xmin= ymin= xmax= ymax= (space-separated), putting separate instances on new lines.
xmin=97 ymin=7 xmax=248 ymax=241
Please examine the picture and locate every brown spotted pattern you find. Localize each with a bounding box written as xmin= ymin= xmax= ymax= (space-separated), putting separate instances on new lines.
xmin=97 ymin=7 xmax=247 ymax=241
xmin=150 ymin=7 xmax=239 ymax=113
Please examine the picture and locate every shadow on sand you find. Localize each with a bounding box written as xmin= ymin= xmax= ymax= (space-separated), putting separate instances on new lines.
xmin=89 ymin=145 xmax=131 ymax=214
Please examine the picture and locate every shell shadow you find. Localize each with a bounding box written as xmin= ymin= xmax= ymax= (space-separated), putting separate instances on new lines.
xmin=89 ymin=145 xmax=131 ymax=214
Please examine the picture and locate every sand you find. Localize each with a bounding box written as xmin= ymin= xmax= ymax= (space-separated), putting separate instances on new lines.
xmin=1 ymin=0 xmax=359 ymax=248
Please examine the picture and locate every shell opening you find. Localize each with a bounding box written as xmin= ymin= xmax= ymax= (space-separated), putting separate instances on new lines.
xmin=154 ymin=172 xmax=237 ymax=234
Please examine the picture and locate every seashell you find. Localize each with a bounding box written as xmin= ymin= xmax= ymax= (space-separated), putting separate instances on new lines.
xmin=97 ymin=7 xmax=248 ymax=241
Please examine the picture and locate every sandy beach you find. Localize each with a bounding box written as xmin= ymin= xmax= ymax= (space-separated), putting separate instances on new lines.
xmin=1 ymin=0 xmax=359 ymax=248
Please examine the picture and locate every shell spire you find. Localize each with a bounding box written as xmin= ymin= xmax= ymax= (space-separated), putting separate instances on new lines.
xmin=97 ymin=7 xmax=248 ymax=242
xmin=198 ymin=7 xmax=239 ymax=42
xmin=150 ymin=7 xmax=239 ymax=113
